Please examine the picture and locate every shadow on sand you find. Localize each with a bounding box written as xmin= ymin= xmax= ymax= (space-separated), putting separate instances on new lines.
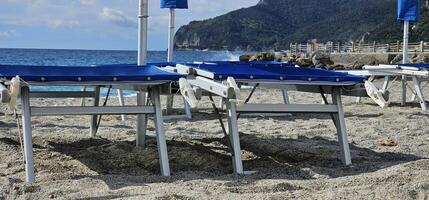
xmin=41 ymin=130 xmax=422 ymax=191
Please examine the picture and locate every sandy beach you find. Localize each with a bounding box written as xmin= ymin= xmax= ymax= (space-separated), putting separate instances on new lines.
xmin=0 ymin=79 xmax=428 ymax=199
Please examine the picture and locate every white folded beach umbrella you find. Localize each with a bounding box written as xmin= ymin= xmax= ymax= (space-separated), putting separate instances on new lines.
xmin=160 ymin=0 xmax=189 ymax=62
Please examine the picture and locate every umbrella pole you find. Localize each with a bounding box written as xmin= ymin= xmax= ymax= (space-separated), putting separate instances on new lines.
xmin=136 ymin=0 xmax=149 ymax=147
xmin=138 ymin=0 xmax=148 ymax=65
xmin=168 ymin=8 xmax=175 ymax=62
xmin=166 ymin=8 xmax=175 ymax=114
xmin=401 ymin=20 xmax=409 ymax=106
xmin=118 ymin=0 xmax=149 ymax=122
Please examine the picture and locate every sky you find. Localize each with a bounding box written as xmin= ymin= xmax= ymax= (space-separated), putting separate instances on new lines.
xmin=0 ymin=0 xmax=259 ymax=50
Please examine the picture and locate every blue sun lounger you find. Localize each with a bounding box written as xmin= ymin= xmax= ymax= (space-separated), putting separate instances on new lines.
xmin=175 ymin=61 xmax=367 ymax=174
xmin=0 ymin=64 xmax=182 ymax=182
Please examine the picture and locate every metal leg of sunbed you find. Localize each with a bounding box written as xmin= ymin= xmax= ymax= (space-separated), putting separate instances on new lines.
xmin=401 ymin=75 xmax=407 ymax=106
xmin=81 ymin=86 xmax=86 ymax=106
xmin=411 ymin=76 xmax=428 ymax=112
xmin=166 ymin=95 xmax=174 ymax=114
xmin=411 ymin=93 xmax=417 ymax=102
xmin=151 ymin=86 xmax=171 ymax=176
xmin=413 ymin=81 xmax=429 ymax=102
xmin=225 ymin=99 xmax=244 ymax=174
xmin=219 ymin=97 xmax=225 ymax=109
xmin=90 ymin=86 xmax=100 ymax=137
xmin=382 ymin=76 xmax=390 ymax=92
xmin=117 ymin=89 xmax=127 ymax=122
xmin=21 ymin=86 xmax=35 ymax=183
xmin=183 ymin=97 xmax=192 ymax=119
xmin=332 ymin=88 xmax=352 ymax=166
xmin=136 ymin=91 xmax=148 ymax=147
xmin=163 ymin=95 xmax=192 ymax=120
xmin=282 ymin=89 xmax=290 ymax=104
xmin=355 ymin=97 xmax=362 ymax=103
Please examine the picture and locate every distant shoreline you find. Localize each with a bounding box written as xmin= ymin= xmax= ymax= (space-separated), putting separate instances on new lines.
xmin=0 ymin=47 xmax=250 ymax=52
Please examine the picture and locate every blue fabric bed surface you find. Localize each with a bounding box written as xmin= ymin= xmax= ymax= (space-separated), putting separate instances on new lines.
xmin=0 ymin=64 xmax=181 ymax=82
xmin=183 ymin=62 xmax=366 ymax=83
xmin=402 ymin=63 xmax=429 ymax=69
xmin=98 ymin=62 xmax=176 ymax=67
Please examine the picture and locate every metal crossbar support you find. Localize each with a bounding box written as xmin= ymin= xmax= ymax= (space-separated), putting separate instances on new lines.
xmin=30 ymin=106 xmax=155 ymax=116
xmin=30 ymin=91 xmax=95 ymax=98
xmin=236 ymin=104 xmax=338 ymax=113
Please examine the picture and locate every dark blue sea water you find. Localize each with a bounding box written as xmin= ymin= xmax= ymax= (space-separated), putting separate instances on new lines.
xmin=0 ymin=48 xmax=248 ymax=96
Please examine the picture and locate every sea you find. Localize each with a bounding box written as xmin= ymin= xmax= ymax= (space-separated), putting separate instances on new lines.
xmin=0 ymin=48 xmax=249 ymax=96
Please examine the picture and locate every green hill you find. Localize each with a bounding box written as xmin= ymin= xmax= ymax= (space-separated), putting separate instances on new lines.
xmin=175 ymin=0 xmax=429 ymax=51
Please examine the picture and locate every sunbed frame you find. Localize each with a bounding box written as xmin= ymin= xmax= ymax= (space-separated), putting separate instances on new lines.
xmin=0 ymin=65 xmax=180 ymax=183
xmin=176 ymin=63 xmax=366 ymax=173
xmin=17 ymin=83 xmax=171 ymax=183
xmin=346 ymin=64 xmax=428 ymax=113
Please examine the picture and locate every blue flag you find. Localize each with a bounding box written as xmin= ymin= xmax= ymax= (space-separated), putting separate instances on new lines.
xmin=398 ymin=0 xmax=420 ymax=21
xmin=161 ymin=0 xmax=188 ymax=9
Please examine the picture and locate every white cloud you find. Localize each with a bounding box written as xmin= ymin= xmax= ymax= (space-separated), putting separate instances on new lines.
xmin=0 ymin=30 xmax=16 ymax=38
xmin=79 ymin=0 xmax=96 ymax=5
xmin=100 ymin=7 xmax=136 ymax=28
xmin=47 ymin=19 xmax=80 ymax=28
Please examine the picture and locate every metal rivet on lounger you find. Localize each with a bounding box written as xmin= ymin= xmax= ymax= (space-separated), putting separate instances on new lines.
xmin=77 ymin=77 xmax=82 ymax=81
xmin=280 ymin=76 xmax=284 ymax=80
xmin=147 ymin=77 xmax=151 ymax=81
xmin=219 ymin=75 xmax=223 ymax=79
xmin=308 ymin=77 xmax=312 ymax=81
xmin=336 ymin=78 xmax=340 ymax=82
xmin=250 ymin=75 xmax=254 ymax=79
xmin=113 ymin=77 xmax=118 ymax=81
xmin=41 ymin=77 xmax=45 ymax=81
